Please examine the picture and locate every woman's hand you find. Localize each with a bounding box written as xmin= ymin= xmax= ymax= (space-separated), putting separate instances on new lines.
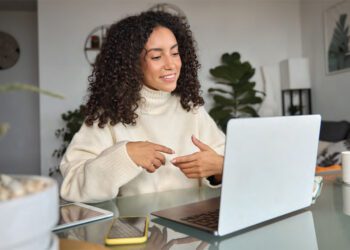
xmin=161 ymin=236 xmax=208 ymax=250
xmin=144 ymin=226 xmax=168 ymax=250
xmin=171 ymin=136 xmax=223 ymax=179
xmin=126 ymin=141 xmax=174 ymax=173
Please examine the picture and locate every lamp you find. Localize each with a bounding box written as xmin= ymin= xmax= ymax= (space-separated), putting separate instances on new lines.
xmin=279 ymin=58 xmax=312 ymax=115
xmin=279 ymin=58 xmax=311 ymax=90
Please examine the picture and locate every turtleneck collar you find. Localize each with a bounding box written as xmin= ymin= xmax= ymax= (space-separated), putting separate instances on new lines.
xmin=139 ymin=85 xmax=174 ymax=115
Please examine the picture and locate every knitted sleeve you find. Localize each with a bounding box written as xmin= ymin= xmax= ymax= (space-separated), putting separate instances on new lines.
xmin=196 ymin=107 xmax=226 ymax=188
xmin=197 ymin=107 xmax=225 ymax=155
xmin=59 ymin=122 xmax=142 ymax=203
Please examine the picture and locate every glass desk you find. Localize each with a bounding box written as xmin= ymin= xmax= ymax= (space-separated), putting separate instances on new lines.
xmin=56 ymin=178 xmax=350 ymax=249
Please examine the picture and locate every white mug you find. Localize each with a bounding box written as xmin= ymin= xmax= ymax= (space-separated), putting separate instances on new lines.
xmin=342 ymin=151 xmax=350 ymax=184
xmin=342 ymin=184 xmax=350 ymax=216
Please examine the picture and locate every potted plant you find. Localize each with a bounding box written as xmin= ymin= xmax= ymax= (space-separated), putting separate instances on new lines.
xmin=208 ymin=52 xmax=265 ymax=132
xmin=0 ymin=174 xmax=59 ymax=250
xmin=50 ymin=105 xmax=85 ymax=177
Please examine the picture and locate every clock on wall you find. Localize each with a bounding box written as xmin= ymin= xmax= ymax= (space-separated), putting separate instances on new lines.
xmin=0 ymin=31 xmax=20 ymax=70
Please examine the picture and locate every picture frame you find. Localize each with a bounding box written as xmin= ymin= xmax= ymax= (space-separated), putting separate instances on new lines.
xmin=324 ymin=1 xmax=350 ymax=74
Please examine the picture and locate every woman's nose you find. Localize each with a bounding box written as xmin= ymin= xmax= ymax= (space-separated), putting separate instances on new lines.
xmin=163 ymin=55 xmax=175 ymax=70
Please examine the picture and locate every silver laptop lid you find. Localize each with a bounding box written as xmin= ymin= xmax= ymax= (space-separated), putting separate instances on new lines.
xmin=218 ymin=211 xmax=318 ymax=249
xmin=218 ymin=115 xmax=321 ymax=236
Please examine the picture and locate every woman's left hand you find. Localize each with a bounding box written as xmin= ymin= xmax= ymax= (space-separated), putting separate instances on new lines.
xmin=171 ymin=136 xmax=224 ymax=179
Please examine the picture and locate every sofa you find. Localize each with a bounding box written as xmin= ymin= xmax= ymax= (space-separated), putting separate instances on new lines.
xmin=317 ymin=120 xmax=350 ymax=173
xmin=320 ymin=120 xmax=350 ymax=142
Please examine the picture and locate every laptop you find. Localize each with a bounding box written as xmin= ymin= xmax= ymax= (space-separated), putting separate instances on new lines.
xmin=152 ymin=115 xmax=321 ymax=236
xmin=152 ymin=211 xmax=318 ymax=249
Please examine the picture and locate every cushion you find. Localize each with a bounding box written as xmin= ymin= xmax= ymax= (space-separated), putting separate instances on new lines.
xmin=319 ymin=120 xmax=350 ymax=142
xmin=317 ymin=139 xmax=350 ymax=166
xmin=317 ymin=141 xmax=333 ymax=156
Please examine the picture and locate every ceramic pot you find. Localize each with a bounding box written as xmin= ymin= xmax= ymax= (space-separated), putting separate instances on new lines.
xmin=0 ymin=175 xmax=59 ymax=250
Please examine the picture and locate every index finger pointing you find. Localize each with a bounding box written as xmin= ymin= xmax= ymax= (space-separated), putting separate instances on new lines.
xmin=171 ymin=153 xmax=197 ymax=164
xmin=153 ymin=143 xmax=175 ymax=154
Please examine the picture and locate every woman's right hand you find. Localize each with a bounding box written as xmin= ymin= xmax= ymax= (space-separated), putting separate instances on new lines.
xmin=126 ymin=141 xmax=174 ymax=173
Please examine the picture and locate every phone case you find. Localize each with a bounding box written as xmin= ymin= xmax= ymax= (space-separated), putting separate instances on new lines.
xmin=105 ymin=216 xmax=149 ymax=245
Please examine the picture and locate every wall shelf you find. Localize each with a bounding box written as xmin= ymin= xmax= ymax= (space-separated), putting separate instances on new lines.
xmin=281 ymin=88 xmax=312 ymax=116
xmin=84 ymin=25 xmax=109 ymax=66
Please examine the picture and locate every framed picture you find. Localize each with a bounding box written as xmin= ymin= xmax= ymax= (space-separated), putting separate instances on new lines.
xmin=324 ymin=1 xmax=350 ymax=74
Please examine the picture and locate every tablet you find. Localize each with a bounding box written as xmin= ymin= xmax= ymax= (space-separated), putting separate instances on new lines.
xmin=53 ymin=202 xmax=114 ymax=231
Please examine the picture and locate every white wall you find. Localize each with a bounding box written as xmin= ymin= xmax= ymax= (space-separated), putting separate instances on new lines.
xmin=38 ymin=0 xmax=304 ymax=175
xmin=0 ymin=11 xmax=39 ymax=174
xmin=301 ymin=0 xmax=350 ymax=121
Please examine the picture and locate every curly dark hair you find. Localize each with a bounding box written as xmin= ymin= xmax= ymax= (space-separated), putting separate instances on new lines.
xmin=85 ymin=11 xmax=204 ymax=128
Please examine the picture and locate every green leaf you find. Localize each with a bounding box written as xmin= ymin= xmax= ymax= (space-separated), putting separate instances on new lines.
xmin=1 ymin=83 xmax=64 ymax=139
xmin=0 ymin=83 xmax=64 ymax=99
xmin=219 ymin=116 xmax=233 ymax=133
xmin=208 ymin=51 xmax=265 ymax=127
xmin=210 ymin=65 xmax=247 ymax=84
xmin=209 ymin=105 xmax=225 ymax=113
xmin=53 ymin=105 xmax=85 ymax=160
xmin=239 ymin=68 xmax=255 ymax=83
xmin=208 ymin=88 xmax=231 ymax=95
xmin=209 ymin=108 xmax=232 ymax=121
xmin=213 ymin=95 xmax=235 ymax=106
xmin=210 ymin=66 xmax=236 ymax=83
xmin=340 ymin=14 xmax=347 ymax=26
xmin=222 ymin=52 xmax=240 ymax=65
xmin=234 ymin=82 xmax=255 ymax=97
xmin=0 ymin=123 xmax=10 ymax=138
xmin=215 ymin=81 xmax=232 ymax=85
xmin=238 ymin=96 xmax=263 ymax=105
xmin=238 ymin=106 xmax=259 ymax=117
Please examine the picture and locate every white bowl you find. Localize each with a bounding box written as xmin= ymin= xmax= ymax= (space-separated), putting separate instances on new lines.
xmin=0 ymin=175 xmax=59 ymax=250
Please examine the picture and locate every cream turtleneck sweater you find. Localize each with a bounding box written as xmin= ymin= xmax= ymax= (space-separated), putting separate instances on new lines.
xmin=60 ymin=86 xmax=225 ymax=203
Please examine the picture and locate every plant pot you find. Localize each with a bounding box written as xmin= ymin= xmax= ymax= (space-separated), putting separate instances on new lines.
xmin=0 ymin=175 xmax=59 ymax=250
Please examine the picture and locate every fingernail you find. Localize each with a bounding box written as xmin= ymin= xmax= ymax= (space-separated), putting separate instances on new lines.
xmin=171 ymin=159 xmax=176 ymax=164
xmin=172 ymin=150 xmax=175 ymax=154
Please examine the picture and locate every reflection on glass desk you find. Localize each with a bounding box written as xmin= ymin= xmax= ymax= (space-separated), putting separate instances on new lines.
xmin=57 ymin=179 xmax=350 ymax=249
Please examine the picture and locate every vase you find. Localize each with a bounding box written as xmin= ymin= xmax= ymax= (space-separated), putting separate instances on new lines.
xmin=0 ymin=175 xmax=59 ymax=250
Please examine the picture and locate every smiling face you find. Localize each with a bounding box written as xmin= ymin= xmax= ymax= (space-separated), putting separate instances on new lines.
xmin=140 ymin=26 xmax=182 ymax=92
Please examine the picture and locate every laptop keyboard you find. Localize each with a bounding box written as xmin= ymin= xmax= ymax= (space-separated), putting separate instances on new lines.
xmin=180 ymin=209 xmax=219 ymax=229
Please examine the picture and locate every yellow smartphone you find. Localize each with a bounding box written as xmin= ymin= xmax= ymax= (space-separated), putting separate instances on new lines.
xmin=105 ymin=216 xmax=149 ymax=245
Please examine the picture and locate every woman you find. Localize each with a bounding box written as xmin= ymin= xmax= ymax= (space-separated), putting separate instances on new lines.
xmin=60 ymin=11 xmax=225 ymax=203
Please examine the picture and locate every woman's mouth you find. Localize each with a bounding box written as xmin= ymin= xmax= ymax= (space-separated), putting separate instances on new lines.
xmin=160 ymin=73 xmax=176 ymax=82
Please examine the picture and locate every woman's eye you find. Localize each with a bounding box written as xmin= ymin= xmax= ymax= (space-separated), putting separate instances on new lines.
xmin=172 ymin=52 xmax=179 ymax=56
xmin=151 ymin=56 xmax=161 ymax=60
